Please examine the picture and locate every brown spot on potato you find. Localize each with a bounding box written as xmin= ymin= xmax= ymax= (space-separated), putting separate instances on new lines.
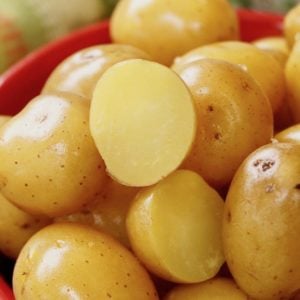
xmin=265 ymin=183 xmax=275 ymax=193
xmin=253 ymin=159 xmax=275 ymax=172
xmin=214 ymin=132 xmax=222 ymax=140
xmin=207 ymin=105 xmax=214 ymax=112
xmin=242 ymin=81 xmax=251 ymax=92
xmin=227 ymin=211 xmax=231 ymax=222
xmin=21 ymin=223 xmax=30 ymax=229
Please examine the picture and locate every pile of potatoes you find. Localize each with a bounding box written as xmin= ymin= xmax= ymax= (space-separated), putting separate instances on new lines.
xmin=1 ymin=0 xmax=300 ymax=299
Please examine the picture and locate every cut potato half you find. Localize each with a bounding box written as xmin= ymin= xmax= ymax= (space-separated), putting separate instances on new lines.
xmin=90 ymin=59 xmax=196 ymax=186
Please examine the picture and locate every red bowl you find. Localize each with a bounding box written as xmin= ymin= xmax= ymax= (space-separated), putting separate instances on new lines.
xmin=0 ymin=9 xmax=283 ymax=116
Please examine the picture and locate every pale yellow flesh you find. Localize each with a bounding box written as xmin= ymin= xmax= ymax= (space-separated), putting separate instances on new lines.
xmin=90 ymin=59 xmax=196 ymax=187
xmin=164 ymin=277 xmax=249 ymax=300
xmin=126 ymin=169 xmax=225 ymax=283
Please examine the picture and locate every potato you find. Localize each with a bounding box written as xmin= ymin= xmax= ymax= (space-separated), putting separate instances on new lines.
xmin=0 ymin=93 xmax=106 ymax=217
xmin=172 ymin=41 xmax=286 ymax=115
xmin=275 ymin=124 xmax=300 ymax=143
xmin=0 ymin=193 xmax=50 ymax=259
xmin=111 ymin=0 xmax=239 ymax=65
xmin=252 ymin=36 xmax=289 ymax=56
xmin=90 ymin=59 xmax=196 ymax=187
xmin=174 ymin=59 xmax=273 ymax=188
xmin=13 ymin=222 xmax=158 ymax=299
xmin=126 ymin=169 xmax=225 ymax=283
xmin=56 ymin=176 xmax=139 ymax=247
xmin=164 ymin=277 xmax=250 ymax=300
xmin=285 ymin=40 xmax=300 ymax=122
xmin=223 ymin=142 xmax=300 ymax=300
xmin=42 ymin=44 xmax=151 ymax=99
xmin=284 ymin=3 xmax=300 ymax=48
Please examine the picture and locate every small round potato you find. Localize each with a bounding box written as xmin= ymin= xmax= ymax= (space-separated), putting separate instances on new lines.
xmin=223 ymin=142 xmax=300 ymax=300
xmin=13 ymin=222 xmax=158 ymax=299
xmin=111 ymin=0 xmax=239 ymax=65
xmin=0 ymin=193 xmax=50 ymax=259
xmin=164 ymin=277 xmax=250 ymax=300
xmin=175 ymin=59 xmax=273 ymax=188
xmin=0 ymin=93 xmax=106 ymax=217
xmin=172 ymin=41 xmax=286 ymax=115
xmin=42 ymin=44 xmax=151 ymax=99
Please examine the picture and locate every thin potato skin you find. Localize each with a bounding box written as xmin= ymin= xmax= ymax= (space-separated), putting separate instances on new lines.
xmin=223 ymin=142 xmax=300 ymax=300
xmin=0 ymin=93 xmax=106 ymax=217
xmin=172 ymin=41 xmax=285 ymax=115
xmin=176 ymin=59 xmax=273 ymax=188
xmin=275 ymin=124 xmax=300 ymax=143
xmin=13 ymin=223 xmax=158 ymax=300
xmin=111 ymin=0 xmax=239 ymax=65
xmin=42 ymin=44 xmax=151 ymax=99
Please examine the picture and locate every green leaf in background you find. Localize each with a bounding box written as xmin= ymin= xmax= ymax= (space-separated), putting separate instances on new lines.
xmin=230 ymin=0 xmax=251 ymax=8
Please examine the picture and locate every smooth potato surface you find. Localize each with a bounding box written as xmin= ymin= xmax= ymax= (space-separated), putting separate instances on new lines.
xmin=0 ymin=93 xmax=106 ymax=217
xmin=223 ymin=142 xmax=300 ymax=300
xmin=111 ymin=0 xmax=239 ymax=65
xmin=42 ymin=44 xmax=151 ymax=99
xmin=175 ymin=59 xmax=273 ymax=188
xmin=13 ymin=223 xmax=158 ymax=299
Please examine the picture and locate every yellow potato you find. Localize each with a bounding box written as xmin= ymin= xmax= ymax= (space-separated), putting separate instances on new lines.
xmin=126 ymin=170 xmax=225 ymax=283
xmin=0 ymin=93 xmax=106 ymax=217
xmin=172 ymin=41 xmax=285 ymax=114
xmin=175 ymin=59 xmax=273 ymax=188
xmin=274 ymin=124 xmax=300 ymax=143
xmin=56 ymin=176 xmax=139 ymax=247
xmin=164 ymin=277 xmax=250 ymax=300
xmin=0 ymin=193 xmax=50 ymax=259
xmin=42 ymin=44 xmax=151 ymax=99
xmin=13 ymin=222 xmax=158 ymax=299
xmin=90 ymin=59 xmax=196 ymax=187
xmin=111 ymin=0 xmax=239 ymax=65
xmin=285 ymin=39 xmax=300 ymax=122
xmin=284 ymin=3 xmax=300 ymax=48
xmin=252 ymin=36 xmax=289 ymax=55
xmin=223 ymin=142 xmax=300 ymax=300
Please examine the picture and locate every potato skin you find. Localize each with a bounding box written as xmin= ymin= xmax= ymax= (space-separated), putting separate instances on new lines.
xmin=284 ymin=4 xmax=300 ymax=48
xmin=176 ymin=59 xmax=273 ymax=188
xmin=111 ymin=0 xmax=239 ymax=65
xmin=0 ymin=93 xmax=106 ymax=217
xmin=223 ymin=142 xmax=300 ymax=300
xmin=13 ymin=222 xmax=158 ymax=300
xmin=0 ymin=193 xmax=50 ymax=259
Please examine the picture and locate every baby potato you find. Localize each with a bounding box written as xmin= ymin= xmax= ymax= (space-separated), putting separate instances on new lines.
xmin=56 ymin=176 xmax=139 ymax=247
xmin=175 ymin=59 xmax=273 ymax=188
xmin=126 ymin=170 xmax=225 ymax=283
xmin=223 ymin=142 xmax=300 ymax=300
xmin=13 ymin=222 xmax=158 ymax=300
xmin=0 ymin=93 xmax=106 ymax=217
xmin=164 ymin=277 xmax=250 ymax=300
xmin=284 ymin=3 xmax=300 ymax=48
xmin=285 ymin=40 xmax=300 ymax=122
xmin=275 ymin=124 xmax=300 ymax=143
xmin=0 ymin=193 xmax=50 ymax=259
xmin=90 ymin=59 xmax=196 ymax=187
xmin=42 ymin=44 xmax=151 ymax=99
xmin=111 ymin=0 xmax=239 ymax=65
xmin=172 ymin=41 xmax=286 ymax=115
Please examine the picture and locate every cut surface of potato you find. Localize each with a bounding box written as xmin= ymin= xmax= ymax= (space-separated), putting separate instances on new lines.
xmin=90 ymin=59 xmax=196 ymax=186
xmin=126 ymin=169 xmax=225 ymax=283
